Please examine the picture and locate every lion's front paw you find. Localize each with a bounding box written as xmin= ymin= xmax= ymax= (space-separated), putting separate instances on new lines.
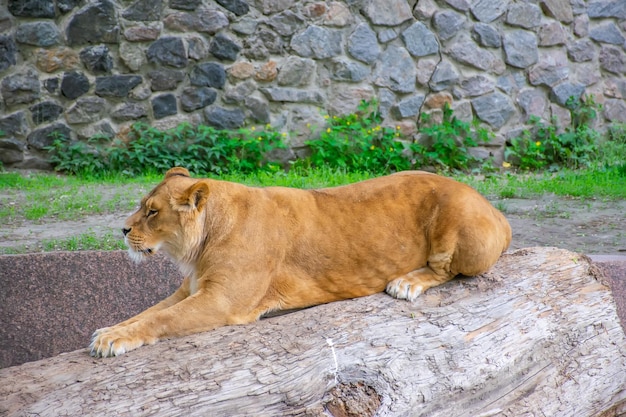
xmin=386 ymin=278 xmax=423 ymax=302
xmin=89 ymin=325 xmax=155 ymax=358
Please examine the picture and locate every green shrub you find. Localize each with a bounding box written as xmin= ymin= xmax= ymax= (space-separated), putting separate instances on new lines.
xmin=505 ymin=96 xmax=601 ymax=170
xmin=414 ymin=103 xmax=493 ymax=171
xmin=47 ymin=123 xmax=287 ymax=176
xmin=303 ymin=100 xmax=411 ymax=173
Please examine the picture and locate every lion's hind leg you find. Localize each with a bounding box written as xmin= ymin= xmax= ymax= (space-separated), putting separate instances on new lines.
xmin=386 ymin=253 xmax=455 ymax=302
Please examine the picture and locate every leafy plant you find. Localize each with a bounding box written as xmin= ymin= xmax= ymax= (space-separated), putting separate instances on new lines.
xmin=303 ymin=100 xmax=411 ymax=173
xmin=415 ymin=103 xmax=492 ymax=171
xmin=505 ymin=96 xmax=601 ymax=170
xmin=47 ymin=123 xmax=287 ymax=177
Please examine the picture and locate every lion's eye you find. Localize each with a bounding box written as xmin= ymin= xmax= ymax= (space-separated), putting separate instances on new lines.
xmin=147 ymin=209 xmax=158 ymax=217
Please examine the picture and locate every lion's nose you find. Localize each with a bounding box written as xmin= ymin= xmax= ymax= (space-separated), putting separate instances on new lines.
xmin=122 ymin=227 xmax=131 ymax=236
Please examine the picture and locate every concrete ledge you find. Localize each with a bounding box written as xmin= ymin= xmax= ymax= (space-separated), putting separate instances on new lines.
xmin=1 ymin=250 xmax=624 ymax=369
xmin=0 ymin=251 xmax=181 ymax=369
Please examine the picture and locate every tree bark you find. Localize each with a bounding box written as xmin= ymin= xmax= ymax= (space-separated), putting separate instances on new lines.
xmin=1 ymin=247 xmax=625 ymax=417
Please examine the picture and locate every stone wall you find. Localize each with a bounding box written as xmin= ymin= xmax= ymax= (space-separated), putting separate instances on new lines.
xmin=0 ymin=0 xmax=625 ymax=169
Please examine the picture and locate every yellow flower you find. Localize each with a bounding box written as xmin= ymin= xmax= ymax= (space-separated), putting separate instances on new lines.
xmin=389 ymin=147 xmax=394 ymax=152
xmin=251 ymin=126 xmax=256 ymax=131
xmin=370 ymin=145 xmax=376 ymax=150
xmin=324 ymin=115 xmax=329 ymax=119
xmin=306 ymin=123 xmax=311 ymax=128
xmin=257 ymin=137 xmax=262 ymax=141
xmin=282 ymin=132 xmax=287 ymax=137
xmin=265 ymin=124 xmax=271 ymax=129
xmin=326 ymin=128 xmax=331 ymax=133
xmin=535 ymin=141 xmax=541 ymax=147
xmin=396 ymin=126 xmax=401 ymax=130
xmin=502 ymin=161 xmax=511 ymax=168
xmin=347 ymin=122 xmax=351 ymax=126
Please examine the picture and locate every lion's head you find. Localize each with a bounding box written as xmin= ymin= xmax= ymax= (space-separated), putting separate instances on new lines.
xmin=123 ymin=167 xmax=209 ymax=263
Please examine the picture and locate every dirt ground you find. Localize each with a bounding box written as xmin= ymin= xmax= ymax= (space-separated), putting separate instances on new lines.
xmin=1 ymin=185 xmax=624 ymax=255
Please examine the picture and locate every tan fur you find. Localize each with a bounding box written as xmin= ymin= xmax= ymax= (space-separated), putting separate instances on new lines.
xmin=90 ymin=168 xmax=511 ymax=357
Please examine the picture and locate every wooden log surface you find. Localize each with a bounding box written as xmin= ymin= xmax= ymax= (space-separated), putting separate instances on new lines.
xmin=1 ymin=247 xmax=625 ymax=417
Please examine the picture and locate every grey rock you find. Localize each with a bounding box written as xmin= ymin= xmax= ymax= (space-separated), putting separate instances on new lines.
xmin=30 ymin=101 xmax=63 ymax=125
xmin=538 ymin=22 xmax=567 ymax=46
xmin=604 ymin=77 xmax=626 ymax=99
xmin=119 ymin=42 xmax=146 ymax=71
xmin=204 ymin=107 xmax=245 ymax=129
xmin=429 ymin=60 xmax=460 ymax=92
xmin=231 ymin=17 xmax=258 ymax=35
xmin=0 ymin=112 xmax=28 ymax=137
xmin=573 ymin=14 xmax=588 ymax=37
xmin=416 ymin=58 xmax=438 ymax=86
xmin=540 ymin=0 xmax=573 ymax=23
xmin=148 ymin=69 xmax=185 ymax=91
xmin=27 ymin=123 xmax=73 ymax=150
xmin=190 ymin=62 xmax=226 ymax=88
xmin=181 ymin=87 xmax=217 ymax=112
xmin=170 ymin=0 xmax=201 ymax=11
xmin=76 ymin=121 xmax=115 ymax=141
xmin=164 ymin=9 xmax=228 ymax=34
xmin=496 ymin=72 xmax=526 ymax=95
xmin=327 ymin=58 xmax=370 ymax=82
xmin=15 ymin=22 xmax=60 ymax=46
xmin=587 ymin=0 xmax=626 ymax=19
xmin=8 ymin=0 xmax=55 ymax=18
xmin=123 ymin=0 xmax=163 ymax=21
xmin=473 ymin=23 xmax=500 ymax=48
xmin=244 ymin=28 xmax=283 ymax=60
xmin=260 ymin=87 xmax=324 ymax=104
xmin=503 ymin=30 xmax=538 ymax=69
xmin=57 ymin=0 xmax=81 ymax=13
xmin=327 ymin=85 xmax=375 ymax=117
xmin=95 ymin=75 xmax=142 ymax=97
xmin=454 ymin=75 xmax=494 ymax=98
xmin=1 ymin=68 xmax=40 ymax=106
xmin=589 ymin=22 xmax=625 ymax=45
xmin=377 ymin=88 xmax=396 ymax=119
xmin=216 ymin=0 xmax=249 ymax=16
xmin=362 ymin=0 xmax=412 ymax=26
xmin=599 ymin=45 xmax=626 ymax=74
xmin=152 ymin=94 xmax=178 ymax=119
xmin=604 ymin=98 xmax=626 ymax=123
xmin=517 ymin=89 xmax=548 ymax=120
xmin=445 ymin=0 xmax=470 ymax=11
xmin=44 ymin=78 xmax=60 ymax=94
xmin=223 ymin=80 xmax=256 ymax=104
xmin=210 ymin=33 xmax=241 ymax=61
xmin=568 ymin=39 xmax=596 ymax=62
xmin=111 ymin=102 xmax=149 ymax=121
xmin=187 ymin=36 xmax=209 ymax=60
xmin=471 ymin=92 xmax=515 ymax=128
xmin=402 ymin=22 xmax=439 ymax=57
xmin=528 ymin=51 xmax=569 ymax=87
xmin=257 ymin=0 xmax=295 ymax=15
xmin=79 ymin=45 xmax=113 ymax=74
xmin=373 ymin=46 xmax=417 ymax=93
xmin=433 ymin=10 xmax=466 ymax=41
xmin=268 ymin=10 xmax=303 ymax=36
xmin=66 ymin=0 xmax=119 ymax=46
xmin=0 ymin=35 xmax=17 ymax=72
xmin=61 ymin=71 xmax=89 ymax=100
xmin=0 ymin=138 xmax=25 ymax=164
xmin=378 ymin=29 xmax=398 ymax=44
xmin=147 ymin=37 xmax=188 ymax=68
xmin=277 ymin=57 xmax=315 ymax=86
xmin=348 ymin=23 xmax=380 ymax=64
xmin=392 ymin=94 xmax=425 ymax=119
xmin=449 ymin=36 xmax=497 ymax=71
xmin=291 ymin=26 xmax=342 ymax=59
xmin=470 ymin=0 xmax=509 ymax=23
xmin=550 ymin=82 xmax=585 ymax=106
xmin=506 ymin=3 xmax=542 ymax=29
xmin=245 ymin=96 xmax=270 ymax=123
xmin=65 ymin=97 xmax=107 ymax=124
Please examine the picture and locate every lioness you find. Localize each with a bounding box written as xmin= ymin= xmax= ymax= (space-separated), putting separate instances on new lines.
xmin=90 ymin=167 xmax=511 ymax=357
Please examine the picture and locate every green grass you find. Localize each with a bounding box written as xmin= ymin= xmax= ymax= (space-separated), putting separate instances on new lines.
xmin=1 ymin=166 xmax=624 ymax=254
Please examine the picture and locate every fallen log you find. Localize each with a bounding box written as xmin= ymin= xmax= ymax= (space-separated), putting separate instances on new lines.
xmin=1 ymin=247 xmax=625 ymax=416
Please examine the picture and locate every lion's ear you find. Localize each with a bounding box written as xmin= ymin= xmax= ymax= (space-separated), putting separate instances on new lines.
xmin=173 ymin=182 xmax=210 ymax=212
xmin=165 ymin=167 xmax=190 ymax=179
